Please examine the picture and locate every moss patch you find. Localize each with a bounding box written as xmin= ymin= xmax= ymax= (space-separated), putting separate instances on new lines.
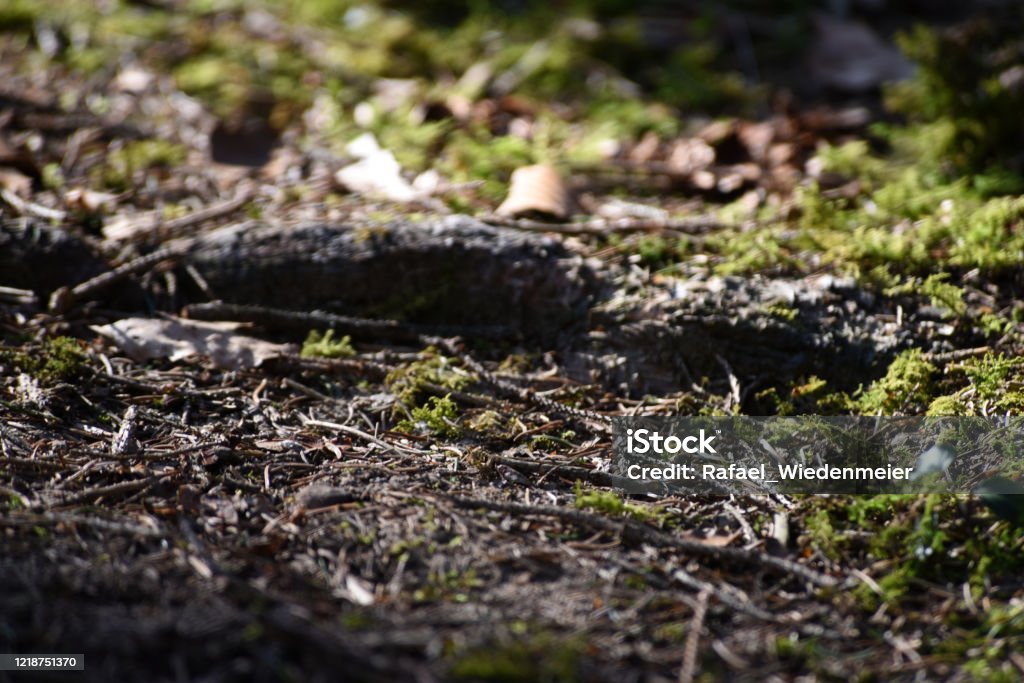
xmin=449 ymin=630 xmax=584 ymax=683
xmin=1 ymin=336 xmax=87 ymax=384
xmin=300 ymin=329 xmax=356 ymax=359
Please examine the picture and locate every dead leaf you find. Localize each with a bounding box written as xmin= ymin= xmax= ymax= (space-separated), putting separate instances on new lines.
xmin=344 ymin=574 xmax=376 ymax=606
xmin=679 ymin=530 xmax=742 ymax=547
xmin=737 ymin=121 xmax=775 ymax=162
xmin=496 ymin=163 xmax=572 ymax=219
xmin=295 ymin=484 xmax=357 ymax=509
xmin=666 ymin=138 xmax=715 ymax=175
xmin=692 ymin=170 xmax=716 ymax=191
xmin=698 ymin=119 xmax=737 ymax=146
xmin=0 ymin=167 xmax=32 ymax=196
xmin=64 ymin=187 xmax=120 ymax=212
xmin=628 ymin=131 xmax=661 ymax=164
xmin=114 ymin=66 xmax=155 ymax=94
xmin=91 ymin=316 xmax=295 ymax=370
xmin=334 ymin=132 xmax=423 ymax=203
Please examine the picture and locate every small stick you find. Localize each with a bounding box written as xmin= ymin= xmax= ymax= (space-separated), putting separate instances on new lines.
xmin=55 ymin=476 xmax=156 ymax=507
xmin=48 ymin=245 xmax=186 ymax=313
xmin=480 ymin=213 xmax=731 ymax=236
xmin=184 ymin=301 xmax=515 ymax=342
xmin=0 ymin=187 xmax=66 ymax=221
xmin=0 ymin=285 xmax=37 ymax=306
xmin=679 ymin=589 xmax=711 ymax=683
xmin=301 ymin=417 xmax=426 ymax=456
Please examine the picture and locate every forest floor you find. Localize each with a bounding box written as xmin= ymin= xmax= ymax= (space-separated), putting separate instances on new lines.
xmin=2 ymin=2 xmax=1024 ymax=681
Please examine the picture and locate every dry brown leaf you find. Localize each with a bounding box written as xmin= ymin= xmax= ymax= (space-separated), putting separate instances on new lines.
xmin=679 ymin=530 xmax=742 ymax=547
xmin=628 ymin=131 xmax=661 ymax=164
xmin=666 ymin=138 xmax=715 ymax=176
xmin=496 ymin=163 xmax=572 ymax=219
xmin=698 ymin=119 xmax=737 ymax=146
xmin=0 ymin=167 xmax=32 ymax=196
xmin=65 ymin=187 xmax=120 ymax=212
xmin=91 ymin=316 xmax=295 ymax=370
xmin=737 ymin=121 xmax=775 ymax=162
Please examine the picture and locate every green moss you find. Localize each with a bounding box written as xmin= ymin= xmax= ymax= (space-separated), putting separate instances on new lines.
xmin=414 ymin=564 xmax=485 ymax=604
xmin=1 ymin=336 xmax=86 ymax=384
xmin=977 ymin=312 xmax=1014 ymax=339
xmin=885 ymin=273 xmax=966 ymax=318
xmin=528 ymin=430 xmax=579 ymax=453
xmin=853 ymin=350 xmax=936 ymax=416
xmin=40 ymin=163 xmax=65 ymax=190
xmin=96 ymin=140 xmax=187 ymax=192
xmin=887 ymin=17 xmax=1024 ymax=182
xmin=373 ymin=114 xmax=451 ymax=172
xmin=397 ymin=394 xmax=461 ymax=438
xmin=802 ymin=507 xmax=839 ymax=561
xmin=300 ymin=329 xmax=356 ymax=359
xmin=925 ymin=395 xmax=964 ymax=416
xmin=706 ymin=222 xmax=803 ymax=276
xmin=385 ymin=349 xmax=474 ymax=406
xmin=764 ymin=301 xmax=799 ymax=322
xmin=653 ymin=621 xmax=688 ymax=643
xmin=440 ymin=129 xmax=536 ymax=201
xmin=43 ymin=339 xmax=87 ymax=382
xmin=706 ymin=118 xmax=1024 ymax=281
xmin=635 ymin=235 xmax=671 ymax=268
xmin=927 ymin=354 xmax=1024 ymax=416
xmin=574 ymin=482 xmax=656 ymax=521
xmin=450 ymin=631 xmax=583 ymax=683
xmin=815 ymin=140 xmax=886 ymax=187
xmin=174 ymin=55 xmax=253 ymax=120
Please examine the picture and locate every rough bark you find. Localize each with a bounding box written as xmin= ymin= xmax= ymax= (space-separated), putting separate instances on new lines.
xmin=178 ymin=216 xmax=596 ymax=338
xmin=0 ymin=219 xmax=107 ymax=296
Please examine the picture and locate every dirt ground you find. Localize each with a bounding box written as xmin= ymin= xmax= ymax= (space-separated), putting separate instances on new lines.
xmin=3 ymin=2 xmax=1024 ymax=682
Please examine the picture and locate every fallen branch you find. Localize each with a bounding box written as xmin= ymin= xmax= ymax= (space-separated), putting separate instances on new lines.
xmin=678 ymin=588 xmax=710 ymax=683
xmin=480 ymin=212 xmax=732 ymax=236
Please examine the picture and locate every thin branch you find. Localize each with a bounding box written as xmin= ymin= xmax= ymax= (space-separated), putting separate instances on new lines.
xmin=679 ymin=588 xmax=710 ymax=683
